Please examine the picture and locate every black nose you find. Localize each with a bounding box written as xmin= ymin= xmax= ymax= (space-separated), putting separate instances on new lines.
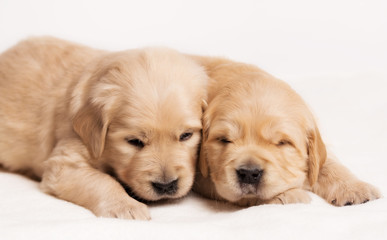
xmin=236 ymin=167 xmax=263 ymax=184
xmin=152 ymin=179 xmax=178 ymax=195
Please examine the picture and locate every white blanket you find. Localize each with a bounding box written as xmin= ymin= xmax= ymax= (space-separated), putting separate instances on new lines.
xmin=1 ymin=73 xmax=386 ymax=240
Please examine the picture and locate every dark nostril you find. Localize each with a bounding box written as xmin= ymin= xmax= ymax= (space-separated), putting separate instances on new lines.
xmin=236 ymin=167 xmax=263 ymax=185
xmin=152 ymin=179 xmax=178 ymax=195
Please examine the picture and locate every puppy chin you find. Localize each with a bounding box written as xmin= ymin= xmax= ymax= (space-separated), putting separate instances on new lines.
xmin=215 ymin=182 xmax=274 ymax=203
xmin=212 ymin=170 xmax=277 ymax=202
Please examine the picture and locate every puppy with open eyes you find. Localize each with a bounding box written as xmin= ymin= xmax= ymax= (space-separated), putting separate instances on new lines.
xmin=191 ymin=56 xmax=381 ymax=207
xmin=0 ymin=37 xmax=207 ymax=220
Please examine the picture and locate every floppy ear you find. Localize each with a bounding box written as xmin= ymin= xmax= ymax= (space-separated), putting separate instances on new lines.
xmin=73 ymin=102 xmax=110 ymax=159
xmin=198 ymin=139 xmax=209 ymax=178
xmin=201 ymin=99 xmax=208 ymax=112
xmin=198 ymin=106 xmax=210 ymax=178
xmin=71 ymin=59 xmax=122 ymax=160
xmin=307 ymin=126 xmax=327 ymax=186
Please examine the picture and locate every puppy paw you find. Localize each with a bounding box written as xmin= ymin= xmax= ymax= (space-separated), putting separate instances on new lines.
xmin=267 ymin=188 xmax=311 ymax=205
xmin=95 ymin=199 xmax=151 ymax=220
xmin=327 ymin=180 xmax=381 ymax=207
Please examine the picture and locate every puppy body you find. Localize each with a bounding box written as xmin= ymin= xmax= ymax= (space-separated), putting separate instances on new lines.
xmin=0 ymin=37 xmax=99 ymax=178
xmin=191 ymin=56 xmax=380 ymax=207
xmin=0 ymin=37 xmax=207 ymax=219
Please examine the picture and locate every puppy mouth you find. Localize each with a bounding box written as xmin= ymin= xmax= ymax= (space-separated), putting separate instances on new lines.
xmin=105 ymin=167 xmax=153 ymax=203
xmin=116 ymin=177 xmax=151 ymax=203
xmin=106 ymin=165 xmax=182 ymax=201
xmin=118 ymin=177 xmax=180 ymax=201
xmin=239 ymin=182 xmax=259 ymax=195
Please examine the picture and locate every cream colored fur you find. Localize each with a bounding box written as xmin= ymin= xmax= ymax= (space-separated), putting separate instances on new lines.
xmin=190 ymin=56 xmax=380 ymax=207
xmin=0 ymin=37 xmax=207 ymax=220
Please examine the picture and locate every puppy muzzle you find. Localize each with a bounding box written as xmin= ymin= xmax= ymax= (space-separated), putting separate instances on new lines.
xmin=235 ymin=165 xmax=263 ymax=194
xmin=151 ymin=179 xmax=178 ymax=195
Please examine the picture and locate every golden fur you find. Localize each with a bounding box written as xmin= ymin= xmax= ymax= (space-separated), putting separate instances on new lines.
xmin=191 ymin=56 xmax=381 ymax=206
xmin=0 ymin=37 xmax=207 ymax=220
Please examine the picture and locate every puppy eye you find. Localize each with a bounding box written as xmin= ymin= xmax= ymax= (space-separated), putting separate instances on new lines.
xmin=179 ymin=132 xmax=193 ymax=141
xmin=218 ymin=137 xmax=232 ymax=144
xmin=276 ymin=140 xmax=291 ymax=147
xmin=126 ymin=138 xmax=145 ymax=149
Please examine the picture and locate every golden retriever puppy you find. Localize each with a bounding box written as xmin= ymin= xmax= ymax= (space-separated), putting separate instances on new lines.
xmin=191 ymin=56 xmax=380 ymax=207
xmin=0 ymin=37 xmax=207 ymax=220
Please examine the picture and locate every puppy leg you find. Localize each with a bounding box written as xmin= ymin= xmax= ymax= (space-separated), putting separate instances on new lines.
xmin=312 ymin=156 xmax=381 ymax=206
xmin=40 ymin=139 xmax=150 ymax=220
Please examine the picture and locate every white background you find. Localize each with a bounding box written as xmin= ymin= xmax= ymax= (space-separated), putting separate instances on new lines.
xmin=1 ymin=0 xmax=386 ymax=76
xmin=1 ymin=0 xmax=386 ymax=239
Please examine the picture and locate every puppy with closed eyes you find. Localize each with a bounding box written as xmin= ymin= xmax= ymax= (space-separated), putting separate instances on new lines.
xmin=191 ymin=56 xmax=380 ymax=207
xmin=0 ymin=37 xmax=207 ymax=220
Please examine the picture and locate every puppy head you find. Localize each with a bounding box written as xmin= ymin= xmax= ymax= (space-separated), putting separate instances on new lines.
xmin=199 ymin=65 xmax=326 ymax=202
xmin=72 ymin=48 xmax=207 ymax=201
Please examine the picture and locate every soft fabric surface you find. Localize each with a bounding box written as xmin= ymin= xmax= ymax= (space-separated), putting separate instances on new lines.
xmin=1 ymin=72 xmax=386 ymax=240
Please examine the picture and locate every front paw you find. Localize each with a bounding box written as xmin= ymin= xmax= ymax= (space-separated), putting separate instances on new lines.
xmin=267 ymin=189 xmax=311 ymax=205
xmin=328 ymin=181 xmax=381 ymax=206
xmin=94 ymin=198 xmax=151 ymax=220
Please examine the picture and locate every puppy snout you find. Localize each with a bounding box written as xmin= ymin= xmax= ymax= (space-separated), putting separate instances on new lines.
xmin=236 ymin=167 xmax=263 ymax=185
xmin=152 ymin=179 xmax=178 ymax=195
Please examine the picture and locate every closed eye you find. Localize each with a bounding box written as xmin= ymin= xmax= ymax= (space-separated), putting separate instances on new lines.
xmin=179 ymin=132 xmax=193 ymax=141
xmin=125 ymin=138 xmax=145 ymax=149
xmin=276 ymin=140 xmax=292 ymax=147
xmin=217 ymin=137 xmax=232 ymax=144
